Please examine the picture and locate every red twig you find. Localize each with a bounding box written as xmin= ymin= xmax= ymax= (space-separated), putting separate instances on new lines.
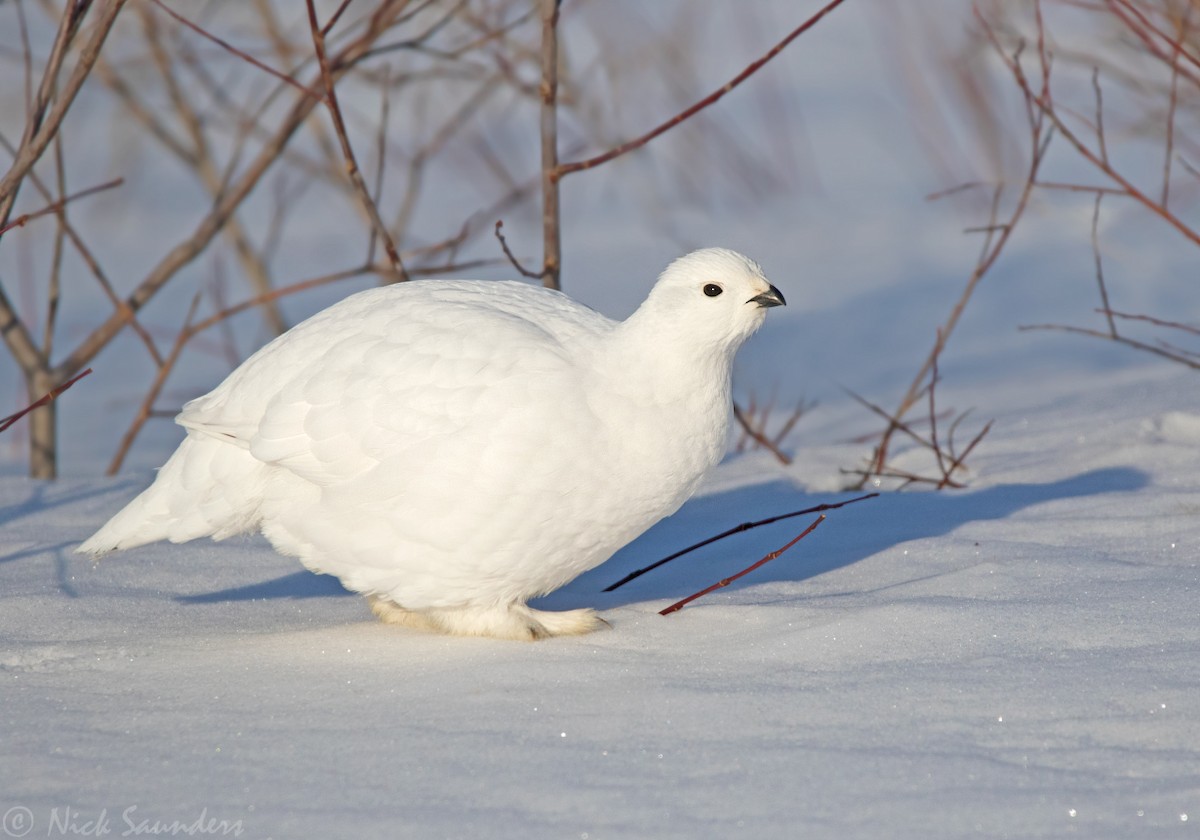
xmin=1104 ymin=308 xmax=1200 ymax=336
xmin=106 ymin=296 xmax=200 ymax=475
xmin=732 ymin=400 xmax=793 ymax=465
xmin=555 ymin=0 xmax=849 ymax=179
xmin=493 ymin=220 xmax=540 ymax=279
xmin=659 ymin=515 xmax=826 ymax=615
xmin=148 ymin=0 xmax=322 ymax=100
xmin=1090 ymin=192 xmax=1118 ymax=338
xmin=1019 ymin=322 xmax=1200 ymax=370
xmin=988 ymin=19 xmax=1200 ymax=249
xmin=0 ymin=178 xmax=123 ymax=237
xmin=305 ymin=0 xmax=409 ymax=282
xmin=604 ymin=493 xmax=877 ymax=592
xmin=0 ymin=368 xmax=92 ymax=433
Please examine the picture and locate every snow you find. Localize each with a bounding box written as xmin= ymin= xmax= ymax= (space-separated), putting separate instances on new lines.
xmin=3 ymin=361 xmax=1198 ymax=839
xmin=3 ymin=0 xmax=1200 ymax=837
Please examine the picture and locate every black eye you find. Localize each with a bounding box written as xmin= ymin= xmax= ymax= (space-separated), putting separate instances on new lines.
xmin=703 ymin=283 xmax=723 ymax=297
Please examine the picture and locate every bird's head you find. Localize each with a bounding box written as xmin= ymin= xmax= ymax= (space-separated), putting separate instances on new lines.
xmin=638 ymin=248 xmax=785 ymax=353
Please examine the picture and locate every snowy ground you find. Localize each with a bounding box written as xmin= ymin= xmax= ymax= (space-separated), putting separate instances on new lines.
xmin=2 ymin=360 xmax=1198 ymax=840
xmin=3 ymin=1 xmax=1200 ymax=838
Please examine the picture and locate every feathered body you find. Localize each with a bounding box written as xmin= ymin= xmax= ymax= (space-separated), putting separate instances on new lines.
xmin=80 ymin=248 xmax=784 ymax=639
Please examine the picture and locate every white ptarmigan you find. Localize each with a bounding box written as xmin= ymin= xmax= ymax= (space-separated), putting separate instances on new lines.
xmin=79 ymin=248 xmax=785 ymax=640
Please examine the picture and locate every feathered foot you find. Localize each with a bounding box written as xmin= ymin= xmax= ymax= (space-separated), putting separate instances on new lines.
xmin=367 ymin=596 xmax=609 ymax=641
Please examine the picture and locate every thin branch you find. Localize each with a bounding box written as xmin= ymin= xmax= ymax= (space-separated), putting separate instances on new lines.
xmin=659 ymin=515 xmax=827 ymax=616
xmin=851 ymin=8 xmax=1053 ymax=489
xmin=938 ymin=420 xmax=993 ymax=490
xmin=1003 ymin=40 xmax=1200 ymax=249
xmin=928 ymin=332 xmax=948 ymax=482
xmin=926 ymin=181 xmax=984 ymax=201
xmin=1091 ymin=66 xmax=1107 ymax=165
xmin=137 ymin=6 xmax=289 ymax=335
xmin=1103 ymin=308 xmax=1200 ymax=336
xmin=305 ymin=0 xmax=410 ymax=282
xmin=1159 ymin=2 xmax=1191 ymax=208
xmin=369 ymin=63 xmax=391 ymax=266
xmin=0 ymin=0 xmax=129 ymax=228
xmin=732 ymin=400 xmax=793 ymax=465
xmin=107 ymin=296 xmax=201 ymax=475
xmin=539 ymin=0 xmax=561 ymax=288
xmin=555 ymin=0 xmax=849 ymax=179
xmin=49 ymin=10 xmax=403 ymax=383
xmin=1091 ymin=192 xmax=1118 ymax=338
xmin=841 ymin=466 xmax=965 ymax=491
xmin=147 ymin=0 xmax=322 ymax=100
xmin=43 ymin=132 xmax=67 ymax=360
xmin=604 ymin=493 xmax=877 ymax=592
xmin=322 ymin=0 xmax=356 ymax=36
xmin=16 ymin=0 xmax=33 ymax=119
xmin=1107 ymin=0 xmax=1200 ymax=77
xmin=0 ymin=144 xmax=162 ymax=368
xmin=1019 ymin=323 xmax=1200 ymax=370
xmin=844 ymin=386 xmax=936 ymax=453
xmin=0 ymin=368 xmax=91 ymax=433
xmin=493 ymin=220 xmax=541 ymax=278
xmin=0 ymin=177 xmax=123 ymax=237
xmin=1033 ymin=180 xmax=1124 ymax=196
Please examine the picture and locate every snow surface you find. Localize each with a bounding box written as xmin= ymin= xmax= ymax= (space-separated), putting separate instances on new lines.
xmin=2 ymin=0 xmax=1200 ymax=837
xmin=3 ymin=362 xmax=1198 ymax=839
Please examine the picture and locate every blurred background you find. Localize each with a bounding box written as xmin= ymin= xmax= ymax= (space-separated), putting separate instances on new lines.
xmin=0 ymin=0 xmax=1195 ymax=478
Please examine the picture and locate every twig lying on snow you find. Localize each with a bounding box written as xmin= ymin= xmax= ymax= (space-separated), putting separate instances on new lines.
xmin=659 ymin=515 xmax=826 ymax=615
xmin=604 ymin=492 xmax=877 ymax=592
xmin=0 ymin=368 xmax=91 ymax=433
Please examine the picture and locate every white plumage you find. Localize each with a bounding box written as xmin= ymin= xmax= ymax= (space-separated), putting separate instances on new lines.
xmin=79 ymin=248 xmax=785 ymax=640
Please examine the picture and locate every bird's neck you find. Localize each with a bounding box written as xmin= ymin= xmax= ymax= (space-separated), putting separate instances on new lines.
xmin=599 ymin=313 xmax=735 ymax=426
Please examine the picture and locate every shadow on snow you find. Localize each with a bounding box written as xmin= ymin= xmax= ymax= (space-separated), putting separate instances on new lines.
xmin=535 ymin=465 xmax=1149 ymax=612
xmin=170 ymin=465 xmax=1147 ymax=614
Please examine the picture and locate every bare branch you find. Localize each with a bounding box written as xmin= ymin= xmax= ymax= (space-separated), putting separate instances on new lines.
xmin=493 ymin=220 xmax=541 ymax=279
xmin=659 ymin=516 xmax=827 ymax=616
xmin=147 ymin=0 xmax=322 ymax=100
xmin=605 ymin=493 xmax=877 ymax=592
xmin=732 ymin=400 xmax=793 ymax=465
xmin=305 ymin=0 xmax=410 ymax=283
xmin=1091 ymin=67 xmax=1108 ymax=165
xmin=539 ymin=0 xmax=561 ymax=288
xmin=1019 ymin=323 xmax=1200 ymax=370
xmin=0 ymin=0 xmax=129 ymax=227
xmin=107 ymin=296 xmax=201 ymax=475
xmin=1091 ymin=193 xmax=1118 ymax=338
xmin=0 ymin=368 xmax=91 ymax=433
xmin=555 ymin=0 xmax=849 ymax=179
xmin=1103 ymin=308 xmax=1200 ymax=336
xmin=0 ymin=177 xmax=123 ymax=237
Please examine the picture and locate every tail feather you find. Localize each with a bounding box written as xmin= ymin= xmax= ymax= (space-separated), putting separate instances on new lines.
xmin=78 ymin=435 xmax=267 ymax=556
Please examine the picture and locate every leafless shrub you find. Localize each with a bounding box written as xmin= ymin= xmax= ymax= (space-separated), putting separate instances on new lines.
xmin=981 ymin=1 xmax=1200 ymax=367
xmin=848 ymin=0 xmax=1198 ymax=490
xmin=843 ymin=332 xmax=993 ymax=490
xmin=731 ymin=392 xmax=816 ymax=466
xmin=0 ymin=0 xmax=849 ymax=478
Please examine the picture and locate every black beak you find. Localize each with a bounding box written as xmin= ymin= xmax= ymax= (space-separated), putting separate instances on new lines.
xmin=748 ymin=284 xmax=786 ymax=308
